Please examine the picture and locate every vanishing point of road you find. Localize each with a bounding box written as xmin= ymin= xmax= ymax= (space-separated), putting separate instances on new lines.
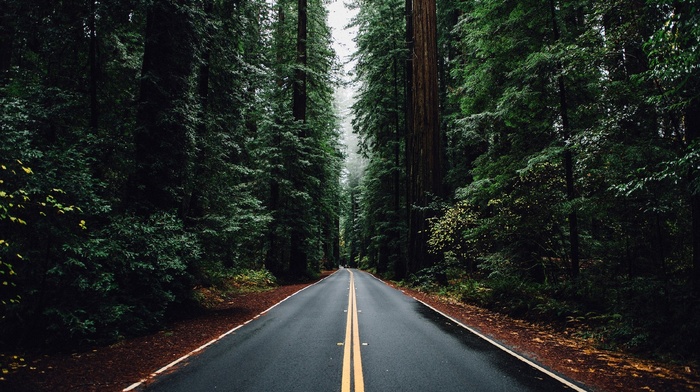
xmin=125 ymin=269 xmax=587 ymax=392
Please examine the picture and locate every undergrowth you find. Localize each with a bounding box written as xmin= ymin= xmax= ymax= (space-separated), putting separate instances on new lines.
xmin=404 ymin=265 xmax=700 ymax=364
xmin=193 ymin=268 xmax=278 ymax=308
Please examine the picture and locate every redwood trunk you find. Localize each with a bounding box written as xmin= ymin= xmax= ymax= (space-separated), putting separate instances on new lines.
xmin=289 ymin=0 xmax=308 ymax=277
xmin=407 ymin=0 xmax=442 ymax=274
xmin=687 ymin=98 xmax=700 ymax=292
xmin=396 ymin=0 xmax=414 ymax=280
xmin=131 ymin=1 xmax=196 ymax=215
xmin=550 ymin=0 xmax=580 ymax=278
xmin=88 ymin=0 xmax=99 ymax=132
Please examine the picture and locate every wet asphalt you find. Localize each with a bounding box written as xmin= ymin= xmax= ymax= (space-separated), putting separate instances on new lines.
xmin=138 ymin=269 xmax=586 ymax=392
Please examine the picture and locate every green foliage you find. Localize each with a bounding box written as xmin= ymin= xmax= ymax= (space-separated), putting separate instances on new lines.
xmin=0 ymin=0 xmax=341 ymax=351
xmin=427 ymin=200 xmax=479 ymax=272
xmin=1 ymin=0 xmax=696 ymax=366
xmin=644 ymin=0 xmax=700 ymax=109
xmin=0 ymin=161 xmax=32 ymax=309
xmin=344 ymin=0 xmax=407 ymax=277
xmin=2 ymin=210 xmax=200 ymax=346
xmin=408 ymin=0 xmax=700 ymax=362
xmin=262 ymin=0 xmax=342 ymax=277
xmin=230 ymin=269 xmax=277 ymax=289
xmin=88 ymin=213 xmax=199 ymax=332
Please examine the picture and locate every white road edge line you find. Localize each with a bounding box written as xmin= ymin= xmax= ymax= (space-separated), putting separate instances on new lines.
xmin=122 ymin=270 xmax=339 ymax=391
xmin=363 ymin=270 xmax=587 ymax=391
xmin=412 ymin=297 xmax=589 ymax=392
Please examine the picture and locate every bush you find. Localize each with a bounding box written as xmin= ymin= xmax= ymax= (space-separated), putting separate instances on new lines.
xmin=2 ymin=211 xmax=200 ymax=348
xmin=228 ymin=268 xmax=277 ymax=292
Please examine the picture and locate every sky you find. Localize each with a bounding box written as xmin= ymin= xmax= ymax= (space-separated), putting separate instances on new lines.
xmin=327 ymin=0 xmax=357 ymax=75
xmin=326 ymin=0 xmax=365 ymax=178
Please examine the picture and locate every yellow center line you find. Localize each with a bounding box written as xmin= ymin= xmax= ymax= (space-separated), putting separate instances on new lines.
xmin=351 ymin=271 xmax=364 ymax=392
xmin=341 ymin=270 xmax=365 ymax=392
xmin=342 ymin=273 xmax=352 ymax=392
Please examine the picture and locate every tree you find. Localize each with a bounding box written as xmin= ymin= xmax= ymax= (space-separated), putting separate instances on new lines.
xmin=186 ymin=0 xmax=272 ymax=271
xmin=406 ymin=0 xmax=443 ymax=276
xmin=0 ymin=0 xmax=340 ymax=349
xmin=644 ymin=0 xmax=700 ymax=290
xmin=344 ymin=0 xmax=700 ymax=359
xmin=129 ymin=0 xmax=198 ymax=216
xmin=549 ymin=0 xmax=580 ymax=278
xmin=289 ymin=0 xmax=310 ymax=276
xmin=264 ymin=0 xmax=341 ymax=277
xmin=348 ymin=0 xmax=408 ymax=276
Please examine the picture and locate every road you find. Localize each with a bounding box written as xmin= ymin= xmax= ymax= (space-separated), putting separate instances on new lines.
xmin=132 ymin=269 xmax=586 ymax=391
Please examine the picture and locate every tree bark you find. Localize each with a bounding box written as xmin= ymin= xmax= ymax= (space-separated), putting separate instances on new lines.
xmin=394 ymin=57 xmax=401 ymax=223
xmin=289 ymin=0 xmax=309 ymax=277
xmin=292 ymin=0 xmax=307 ymax=124
xmin=550 ymin=0 xmax=580 ymax=278
xmin=131 ymin=1 xmax=196 ymax=216
xmin=396 ymin=0 xmax=414 ymax=280
xmin=686 ymin=98 xmax=700 ymax=292
xmin=407 ymin=0 xmax=442 ymax=275
xmin=88 ymin=0 xmax=99 ymax=132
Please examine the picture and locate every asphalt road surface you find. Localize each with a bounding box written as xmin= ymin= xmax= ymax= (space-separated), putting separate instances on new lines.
xmin=132 ymin=269 xmax=586 ymax=392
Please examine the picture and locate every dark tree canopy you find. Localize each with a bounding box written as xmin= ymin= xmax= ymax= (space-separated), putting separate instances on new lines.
xmin=1 ymin=0 xmax=341 ymax=352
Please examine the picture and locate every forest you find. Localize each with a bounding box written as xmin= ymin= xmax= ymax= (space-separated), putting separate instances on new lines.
xmin=1 ymin=0 xmax=699 ymax=370
xmin=344 ymin=0 xmax=700 ymax=362
xmin=1 ymin=0 xmax=342 ymax=352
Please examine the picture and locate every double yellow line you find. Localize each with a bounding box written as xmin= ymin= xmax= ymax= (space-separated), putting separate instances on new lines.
xmin=341 ymin=270 xmax=364 ymax=392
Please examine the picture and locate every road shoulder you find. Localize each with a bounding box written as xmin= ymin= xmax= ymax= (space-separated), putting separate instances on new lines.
xmin=387 ymin=280 xmax=700 ymax=392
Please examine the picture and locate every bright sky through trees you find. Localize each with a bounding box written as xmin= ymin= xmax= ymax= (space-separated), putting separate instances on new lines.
xmin=327 ymin=0 xmax=363 ymax=179
xmin=327 ymin=0 xmax=357 ymax=74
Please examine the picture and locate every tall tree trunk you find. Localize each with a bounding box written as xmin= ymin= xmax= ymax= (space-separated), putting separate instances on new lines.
xmin=0 ymin=3 xmax=14 ymax=84
xmin=130 ymin=0 xmax=196 ymax=216
xmin=394 ymin=57 xmax=401 ymax=222
xmin=550 ymin=0 xmax=580 ymax=278
xmin=350 ymin=188 xmax=358 ymax=266
xmin=333 ymin=213 xmax=341 ymax=267
xmin=687 ymin=98 xmax=700 ymax=292
xmin=397 ymin=0 xmax=413 ymax=281
xmin=407 ymin=0 xmax=442 ymax=275
xmin=393 ymin=56 xmax=402 ymax=275
xmin=289 ymin=0 xmax=308 ymax=277
xmin=88 ymin=0 xmax=99 ymax=132
xmin=266 ymin=2 xmax=286 ymax=276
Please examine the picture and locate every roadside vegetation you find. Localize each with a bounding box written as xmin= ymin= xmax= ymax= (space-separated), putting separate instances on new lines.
xmin=193 ymin=269 xmax=279 ymax=309
xmin=391 ymin=262 xmax=700 ymax=364
xmin=1 ymin=0 xmax=341 ymax=374
xmin=344 ymin=0 xmax=700 ymax=368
